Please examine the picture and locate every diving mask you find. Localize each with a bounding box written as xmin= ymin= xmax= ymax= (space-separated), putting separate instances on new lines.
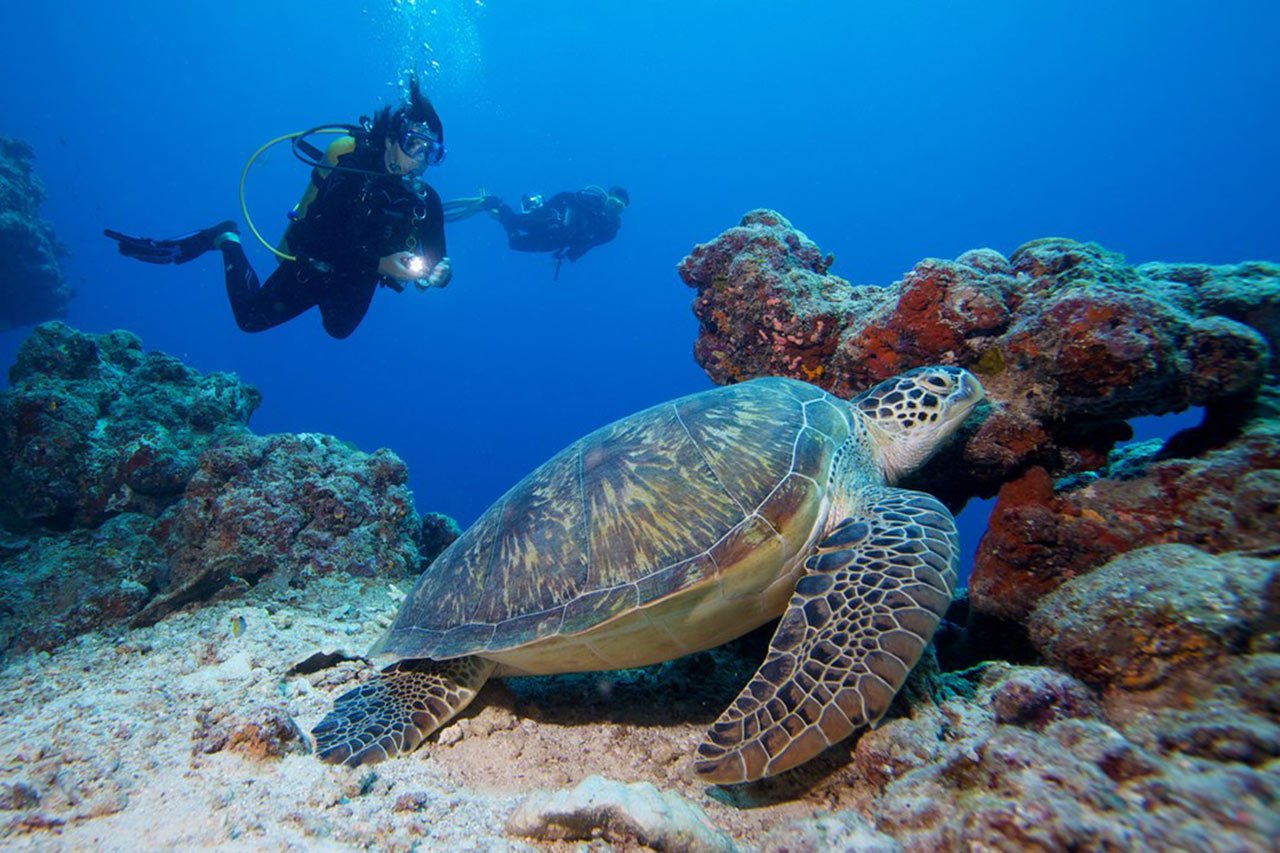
xmin=398 ymin=125 xmax=446 ymax=166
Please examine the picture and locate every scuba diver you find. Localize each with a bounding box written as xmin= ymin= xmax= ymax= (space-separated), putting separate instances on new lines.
xmin=446 ymin=185 xmax=628 ymax=278
xmin=104 ymin=77 xmax=451 ymax=339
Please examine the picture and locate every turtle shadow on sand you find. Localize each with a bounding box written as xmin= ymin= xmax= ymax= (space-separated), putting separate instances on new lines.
xmin=707 ymin=742 xmax=858 ymax=807
xmin=488 ymin=618 xmax=973 ymax=722
xmin=443 ymin=628 xmax=864 ymax=806
xmin=436 ymin=623 xmax=976 ymax=808
xmin=495 ymin=626 xmax=773 ymax=729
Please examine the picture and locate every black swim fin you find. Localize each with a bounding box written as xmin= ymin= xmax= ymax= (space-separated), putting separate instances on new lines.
xmin=104 ymin=220 xmax=238 ymax=265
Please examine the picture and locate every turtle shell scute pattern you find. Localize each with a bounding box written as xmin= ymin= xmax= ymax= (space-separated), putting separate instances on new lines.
xmin=380 ymin=378 xmax=853 ymax=661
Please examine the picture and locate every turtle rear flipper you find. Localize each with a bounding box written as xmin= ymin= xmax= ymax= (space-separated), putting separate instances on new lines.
xmin=695 ymin=489 xmax=958 ymax=784
xmin=313 ymin=656 xmax=496 ymax=766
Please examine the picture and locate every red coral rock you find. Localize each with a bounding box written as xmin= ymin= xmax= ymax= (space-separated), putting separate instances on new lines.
xmin=969 ymin=467 xmax=1132 ymax=622
xmin=680 ymin=210 xmax=858 ymax=387
xmin=683 ymin=214 xmax=1279 ymax=631
xmin=837 ymin=259 xmax=1011 ymax=388
xmin=681 ymin=220 xmax=1276 ymax=496
xmin=971 ymin=428 xmax=1280 ymax=621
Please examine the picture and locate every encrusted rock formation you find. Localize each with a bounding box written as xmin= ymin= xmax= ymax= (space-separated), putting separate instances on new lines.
xmin=841 ymin=660 xmax=1279 ymax=850
xmin=1028 ymin=544 xmax=1280 ymax=692
xmin=0 ymin=137 xmax=70 ymax=331
xmin=680 ymin=211 xmax=1280 ymax=620
xmin=974 ymin=417 xmax=1280 ymax=621
xmin=0 ymin=322 xmax=259 ymax=532
xmin=0 ymin=322 xmax=456 ymax=652
xmin=673 ymin=211 xmax=1279 ymax=845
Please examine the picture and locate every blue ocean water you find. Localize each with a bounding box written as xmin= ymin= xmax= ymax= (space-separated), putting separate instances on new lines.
xmin=1 ymin=2 xmax=1277 ymax=568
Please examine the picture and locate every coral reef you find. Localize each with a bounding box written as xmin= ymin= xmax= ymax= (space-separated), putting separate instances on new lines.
xmin=0 ymin=137 xmax=70 ymax=331
xmin=680 ymin=213 xmax=1276 ymax=499
xmin=0 ymin=211 xmax=1274 ymax=847
xmin=667 ymin=211 xmax=1280 ymax=844
xmin=0 ymin=322 xmax=259 ymax=532
xmin=680 ymin=212 xmax=1280 ymax=613
xmin=418 ymin=510 xmax=463 ymax=566
xmin=971 ymin=395 xmax=1280 ymax=620
xmin=0 ymin=323 xmax=450 ymax=653
xmin=844 ymin=662 xmax=1279 ymax=850
xmin=0 ymin=513 xmax=162 ymax=651
xmin=140 ymin=431 xmax=421 ymax=626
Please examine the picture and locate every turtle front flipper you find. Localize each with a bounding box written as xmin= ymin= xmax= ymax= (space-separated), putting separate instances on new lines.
xmin=313 ymin=655 xmax=496 ymax=766
xmin=695 ymin=488 xmax=958 ymax=783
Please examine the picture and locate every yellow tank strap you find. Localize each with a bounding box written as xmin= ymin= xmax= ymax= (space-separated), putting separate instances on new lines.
xmin=281 ymin=136 xmax=358 ymax=252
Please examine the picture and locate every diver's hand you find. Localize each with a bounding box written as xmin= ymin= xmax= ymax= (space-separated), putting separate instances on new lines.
xmin=378 ymin=251 xmax=422 ymax=281
xmin=416 ymin=257 xmax=452 ymax=291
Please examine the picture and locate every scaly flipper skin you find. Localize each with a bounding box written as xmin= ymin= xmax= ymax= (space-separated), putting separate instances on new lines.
xmin=312 ymin=656 xmax=496 ymax=766
xmin=694 ymin=488 xmax=959 ymax=783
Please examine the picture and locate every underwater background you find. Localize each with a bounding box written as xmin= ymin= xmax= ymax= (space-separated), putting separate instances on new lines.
xmin=3 ymin=4 xmax=1280 ymax=849
xmin=2 ymin=0 xmax=1278 ymax=567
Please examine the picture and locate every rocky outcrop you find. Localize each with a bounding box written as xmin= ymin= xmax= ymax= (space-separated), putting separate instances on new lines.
xmin=136 ymin=432 xmax=421 ymax=627
xmin=843 ymin=661 xmax=1279 ymax=850
xmin=0 ymin=323 xmax=455 ymax=652
xmin=680 ymin=212 xmax=1280 ymax=620
xmin=0 ymin=513 xmax=162 ymax=652
xmin=1028 ymin=544 xmax=1280 ymax=691
xmin=971 ymin=419 xmax=1280 ymax=621
xmin=0 ymin=138 xmax=70 ymax=331
xmin=672 ymin=212 xmax=1280 ymax=846
xmin=0 ymin=321 xmax=259 ymax=532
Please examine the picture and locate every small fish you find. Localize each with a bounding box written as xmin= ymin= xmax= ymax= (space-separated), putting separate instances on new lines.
xmin=230 ymin=615 xmax=246 ymax=638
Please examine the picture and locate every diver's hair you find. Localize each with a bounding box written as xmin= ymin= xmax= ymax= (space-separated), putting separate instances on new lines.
xmin=609 ymin=186 xmax=630 ymax=206
xmin=367 ymin=75 xmax=444 ymax=145
xmin=404 ymin=76 xmax=444 ymax=141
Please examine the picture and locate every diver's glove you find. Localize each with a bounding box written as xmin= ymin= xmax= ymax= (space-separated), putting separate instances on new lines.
xmin=415 ymin=257 xmax=452 ymax=291
xmin=104 ymin=220 xmax=238 ymax=265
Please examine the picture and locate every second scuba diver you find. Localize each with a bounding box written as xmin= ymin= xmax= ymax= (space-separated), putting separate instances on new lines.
xmin=444 ymin=185 xmax=628 ymax=278
xmin=105 ymin=77 xmax=452 ymax=339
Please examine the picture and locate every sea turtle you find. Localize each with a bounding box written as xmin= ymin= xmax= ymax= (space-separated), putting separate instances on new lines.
xmin=313 ymin=366 xmax=984 ymax=783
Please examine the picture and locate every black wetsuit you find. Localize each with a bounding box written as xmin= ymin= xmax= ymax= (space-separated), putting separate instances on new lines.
xmin=219 ymin=139 xmax=446 ymax=339
xmin=496 ymin=187 xmax=621 ymax=262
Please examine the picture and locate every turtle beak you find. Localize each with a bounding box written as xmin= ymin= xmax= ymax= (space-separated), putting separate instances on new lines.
xmin=959 ymin=371 xmax=984 ymax=402
xmin=941 ymin=370 xmax=985 ymax=432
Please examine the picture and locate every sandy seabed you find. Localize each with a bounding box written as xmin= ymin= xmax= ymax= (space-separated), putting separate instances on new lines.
xmin=0 ymin=576 xmax=852 ymax=851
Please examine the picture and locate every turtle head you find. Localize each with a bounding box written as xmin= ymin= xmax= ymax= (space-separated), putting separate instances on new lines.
xmin=851 ymin=366 xmax=985 ymax=482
